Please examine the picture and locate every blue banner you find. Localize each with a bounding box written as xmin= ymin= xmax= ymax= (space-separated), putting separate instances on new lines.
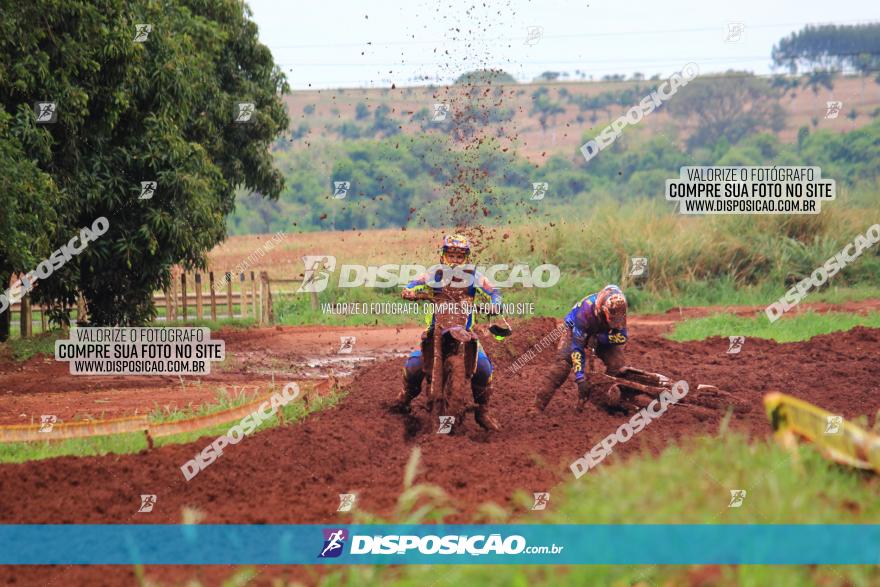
xmin=1 ymin=524 xmax=879 ymax=565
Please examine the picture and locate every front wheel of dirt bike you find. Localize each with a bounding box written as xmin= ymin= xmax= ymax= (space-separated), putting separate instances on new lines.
xmin=439 ymin=353 xmax=470 ymax=433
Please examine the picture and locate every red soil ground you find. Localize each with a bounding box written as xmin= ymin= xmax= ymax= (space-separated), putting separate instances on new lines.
xmin=0 ymin=303 xmax=878 ymax=585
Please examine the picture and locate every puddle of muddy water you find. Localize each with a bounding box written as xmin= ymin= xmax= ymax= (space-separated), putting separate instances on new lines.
xmin=302 ymin=353 xmax=408 ymax=378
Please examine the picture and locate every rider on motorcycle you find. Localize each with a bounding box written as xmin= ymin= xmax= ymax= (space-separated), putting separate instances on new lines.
xmin=532 ymin=284 xmax=629 ymax=412
xmin=393 ymin=233 xmax=503 ymax=431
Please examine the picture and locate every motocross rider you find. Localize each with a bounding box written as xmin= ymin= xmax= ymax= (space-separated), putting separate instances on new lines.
xmin=532 ymin=284 xmax=629 ymax=412
xmin=392 ymin=234 xmax=503 ymax=431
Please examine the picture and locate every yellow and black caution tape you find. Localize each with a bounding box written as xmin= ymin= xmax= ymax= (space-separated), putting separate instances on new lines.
xmin=764 ymin=392 xmax=880 ymax=473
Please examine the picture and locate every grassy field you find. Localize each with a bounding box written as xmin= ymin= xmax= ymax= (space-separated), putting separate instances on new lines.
xmin=5 ymin=194 xmax=876 ymax=339
xmin=5 ymin=198 xmax=879 ymax=338
xmin=669 ymin=310 xmax=880 ymax=343
xmin=205 ymin=196 xmax=880 ymax=327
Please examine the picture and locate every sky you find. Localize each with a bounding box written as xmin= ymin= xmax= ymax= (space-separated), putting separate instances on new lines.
xmin=248 ymin=0 xmax=877 ymax=90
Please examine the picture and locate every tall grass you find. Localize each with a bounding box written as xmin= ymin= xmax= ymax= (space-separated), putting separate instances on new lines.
xmin=318 ymin=433 xmax=880 ymax=587
xmin=668 ymin=310 xmax=880 ymax=343
xmin=270 ymin=198 xmax=880 ymax=324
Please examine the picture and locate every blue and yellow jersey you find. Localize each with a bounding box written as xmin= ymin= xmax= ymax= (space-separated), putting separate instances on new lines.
xmin=564 ymin=286 xmax=628 ymax=351
xmin=403 ymin=268 xmax=502 ymax=331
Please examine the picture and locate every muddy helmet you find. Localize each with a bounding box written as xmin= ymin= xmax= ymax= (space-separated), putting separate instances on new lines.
xmin=596 ymin=285 xmax=627 ymax=329
xmin=441 ymin=233 xmax=471 ymax=265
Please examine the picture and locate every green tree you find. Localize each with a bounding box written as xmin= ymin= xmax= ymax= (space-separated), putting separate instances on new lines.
xmin=530 ymin=87 xmax=566 ymax=132
xmin=666 ymin=72 xmax=786 ymax=149
xmin=0 ymin=111 xmax=62 ymax=339
xmin=773 ymin=24 xmax=880 ymax=75
xmin=0 ymin=0 xmax=289 ymax=325
xmin=454 ymin=69 xmax=517 ymax=86
xmin=802 ymin=70 xmax=835 ymax=95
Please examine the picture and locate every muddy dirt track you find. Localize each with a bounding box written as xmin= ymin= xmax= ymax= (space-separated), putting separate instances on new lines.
xmin=0 ymin=314 xmax=879 ymax=585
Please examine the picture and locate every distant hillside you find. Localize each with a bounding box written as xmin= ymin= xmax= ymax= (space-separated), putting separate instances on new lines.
xmin=279 ymin=75 xmax=880 ymax=162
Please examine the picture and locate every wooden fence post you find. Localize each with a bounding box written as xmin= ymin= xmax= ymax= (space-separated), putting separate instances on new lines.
xmin=169 ymin=271 xmax=178 ymax=321
xmin=310 ymin=291 xmax=319 ymax=311
xmin=20 ymin=295 xmax=32 ymax=338
xmin=195 ymin=273 xmax=203 ymax=320
xmin=225 ymin=273 xmax=233 ymax=319
xmin=250 ymin=272 xmax=257 ymax=319
xmin=209 ymin=272 xmax=217 ymax=321
xmin=76 ymin=293 xmax=87 ymax=325
xmin=163 ymin=286 xmax=171 ymax=322
xmin=258 ymin=272 xmax=266 ymax=325
xmin=180 ymin=272 xmax=188 ymax=322
xmin=260 ymin=271 xmax=273 ymax=325
xmin=238 ymin=273 xmax=246 ymax=318
xmin=41 ymin=306 xmax=48 ymax=332
xmin=268 ymin=280 xmax=275 ymax=324
xmin=0 ymin=299 xmax=10 ymax=342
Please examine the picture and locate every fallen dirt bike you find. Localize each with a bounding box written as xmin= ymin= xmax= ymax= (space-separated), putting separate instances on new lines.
xmin=406 ymin=285 xmax=511 ymax=433
xmin=588 ymin=359 xmax=751 ymax=416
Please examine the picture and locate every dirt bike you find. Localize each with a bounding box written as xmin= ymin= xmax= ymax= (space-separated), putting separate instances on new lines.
xmin=583 ymin=338 xmax=750 ymax=415
xmin=405 ymin=283 xmax=511 ymax=433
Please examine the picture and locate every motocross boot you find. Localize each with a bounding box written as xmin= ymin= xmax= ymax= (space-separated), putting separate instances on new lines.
xmin=575 ymin=378 xmax=591 ymax=413
xmin=532 ymin=360 xmax=571 ymax=413
xmin=472 ymin=382 xmax=501 ymax=431
xmin=392 ymin=372 xmax=422 ymax=412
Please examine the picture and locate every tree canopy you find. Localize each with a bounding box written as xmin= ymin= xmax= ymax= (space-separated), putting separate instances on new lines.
xmin=0 ymin=0 xmax=289 ymax=327
xmin=454 ymin=69 xmax=517 ymax=86
xmin=772 ymin=23 xmax=880 ymax=75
